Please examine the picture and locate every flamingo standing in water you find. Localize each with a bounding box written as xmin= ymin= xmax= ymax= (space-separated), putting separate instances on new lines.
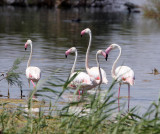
xmin=65 ymin=47 xmax=103 ymax=94
xmin=25 ymin=40 xmax=41 ymax=89
xmin=105 ymin=44 xmax=135 ymax=111
xmin=81 ymin=28 xmax=108 ymax=85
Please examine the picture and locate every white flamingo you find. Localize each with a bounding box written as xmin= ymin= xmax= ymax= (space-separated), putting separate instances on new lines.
xmin=105 ymin=44 xmax=135 ymax=111
xmin=65 ymin=47 xmax=103 ymax=94
xmin=81 ymin=28 xmax=108 ymax=85
xmin=25 ymin=40 xmax=41 ymax=89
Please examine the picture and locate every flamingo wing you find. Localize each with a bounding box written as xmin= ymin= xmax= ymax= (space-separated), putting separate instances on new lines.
xmin=115 ymin=66 xmax=135 ymax=85
xmin=26 ymin=66 xmax=41 ymax=82
xmin=70 ymin=72 xmax=93 ymax=85
xmin=69 ymin=72 xmax=94 ymax=90
xmin=88 ymin=67 xmax=108 ymax=84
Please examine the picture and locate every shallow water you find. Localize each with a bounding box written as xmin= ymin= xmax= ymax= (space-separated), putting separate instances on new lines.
xmin=0 ymin=5 xmax=160 ymax=113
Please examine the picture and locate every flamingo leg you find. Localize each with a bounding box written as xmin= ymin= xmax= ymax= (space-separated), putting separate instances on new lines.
xmin=30 ymin=80 xmax=38 ymax=100
xmin=31 ymin=80 xmax=35 ymax=88
xmin=20 ymin=89 xmax=23 ymax=99
xmin=118 ymin=84 xmax=121 ymax=112
xmin=28 ymin=80 xmax=30 ymax=88
xmin=8 ymin=82 xmax=10 ymax=98
xmin=128 ymin=84 xmax=130 ymax=112
xmin=78 ymin=90 xmax=81 ymax=95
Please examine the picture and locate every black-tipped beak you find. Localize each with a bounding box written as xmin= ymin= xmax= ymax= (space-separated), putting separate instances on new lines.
xmin=25 ymin=48 xmax=27 ymax=51
xmin=105 ymin=54 xmax=108 ymax=61
xmin=65 ymin=54 xmax=67 ymax=58
xmin=81 ymin=35 xmax=82 ymax=37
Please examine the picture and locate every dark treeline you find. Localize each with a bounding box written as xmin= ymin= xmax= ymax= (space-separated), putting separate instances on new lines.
xmin=0 ymin=0 xmax=118 ymax=8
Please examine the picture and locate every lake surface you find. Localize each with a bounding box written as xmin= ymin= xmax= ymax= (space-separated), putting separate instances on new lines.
xmin=0 ymin=5 xmax=160 ymax=113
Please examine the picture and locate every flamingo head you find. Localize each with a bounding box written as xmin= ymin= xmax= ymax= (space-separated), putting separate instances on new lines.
xmin=105 ymin=44 xmax=118 ymax=61
xmin=65 ymin=47 xmax=76 ymax=58
xmin=97 ymin=50 xmax=103 ymax=55
xmin=81 ymin=28 xmax=91 ymax=37
xmin=25 ymin=39 xmax=32 ymax=50
xmin=97 ymin=50 xmax=106 ymax=59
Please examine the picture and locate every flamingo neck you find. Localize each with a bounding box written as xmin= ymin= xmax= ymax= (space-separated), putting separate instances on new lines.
xmin=71 ymin=49 xmax=77 ymax=75
xmin=96 ymin=52 xmax=102 ymax=85
xmin=27 ymin=43 xmax=32 ymax=68
xmin=111 ymin=45 xmax=121 ymax=79
xmin=85 ymin=31 xmax=92 ymax=73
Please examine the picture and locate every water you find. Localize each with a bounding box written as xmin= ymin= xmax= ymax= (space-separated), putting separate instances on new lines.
xmin=0 ymin=5 xmax=160 ymax=113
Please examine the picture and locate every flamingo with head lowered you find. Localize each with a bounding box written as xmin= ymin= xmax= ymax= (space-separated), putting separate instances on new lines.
xmin=105 ymin=44 xmax=135 ymax=112
xmin=81 ymin=28 xmax=108 ymax=85
xmin=65 ymin=47 xmax=104 ymax=94
xmin=25 ymin=39 xmax=41 ymax=89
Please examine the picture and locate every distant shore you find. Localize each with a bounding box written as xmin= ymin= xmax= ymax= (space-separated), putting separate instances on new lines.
xmin=0 ymin=0 xmax=123 ymax=9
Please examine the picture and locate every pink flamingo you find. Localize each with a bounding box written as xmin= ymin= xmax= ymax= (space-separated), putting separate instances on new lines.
xmin=25 ymin=40 xmax=41 ymax=89
xmin=65 ymin=47 xmax=103 ymax=94
xmin=81 ymin=28 xmax=108 ymax=85
xmin=105 ymin=44 xmax=135 ymax=112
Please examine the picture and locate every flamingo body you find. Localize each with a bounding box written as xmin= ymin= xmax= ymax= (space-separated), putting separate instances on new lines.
xmin=115 ymin=66 xmax=135 ymax=86
xmin=25 ymin=39 xmax=41 ymax=88
xmin=65 ymin=47 xmax=94 ymax=92
xmin=26 ymin=66 xmax=41 ymax=82
xmin=105 ymin=44 xmax=135 ymax=111
xmin=88 ymin=67 xmax=108 ymax=84
xmin=65 ymin=47 xmax=102 ymax=92
xmin=81 ymin=28 xmax=108 ymax=85
xmin=69 ymin=72 xmax=93 ymax=90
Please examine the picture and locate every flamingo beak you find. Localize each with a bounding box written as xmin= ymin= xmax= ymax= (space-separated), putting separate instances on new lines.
xmin=81 ymin=30 xmax=85 ymax=37
xmin=25 ymin=43 xmax=28 ymax=51
xmin=105 ymin=54 xmax=108 ymax=61
xmin=105 ymin=46 xmax=112 ymax=61
xmin=65 ymin=54 xmax=67 ymax=58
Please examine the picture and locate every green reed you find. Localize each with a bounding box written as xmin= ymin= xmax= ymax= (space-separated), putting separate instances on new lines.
xmin=0 ymin=72 xmax=160 ymax=133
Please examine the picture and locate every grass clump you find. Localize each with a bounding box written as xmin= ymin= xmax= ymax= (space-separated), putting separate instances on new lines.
xmin=0 ymin=57 xmax=25 ymax=98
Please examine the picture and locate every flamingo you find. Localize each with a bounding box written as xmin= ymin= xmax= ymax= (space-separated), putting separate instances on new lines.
xmin=65 ymin=47 xmax=103 ymax=94
xmin=81 ymin=28 xmax=108 ymax=85
xmin=105 ymin=44 xmax=135 ymax=112
xmin=25 ymin=39 xmax=41 ymax=89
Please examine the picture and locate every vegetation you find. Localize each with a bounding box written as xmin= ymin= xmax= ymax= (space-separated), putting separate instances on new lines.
xmin=143 ymin=0 xmax=160 ymax=19
xmin=0 ymin=57 xmax=25 ymax=98
xmin=0 ymin=72 xmax=160 ymax=134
